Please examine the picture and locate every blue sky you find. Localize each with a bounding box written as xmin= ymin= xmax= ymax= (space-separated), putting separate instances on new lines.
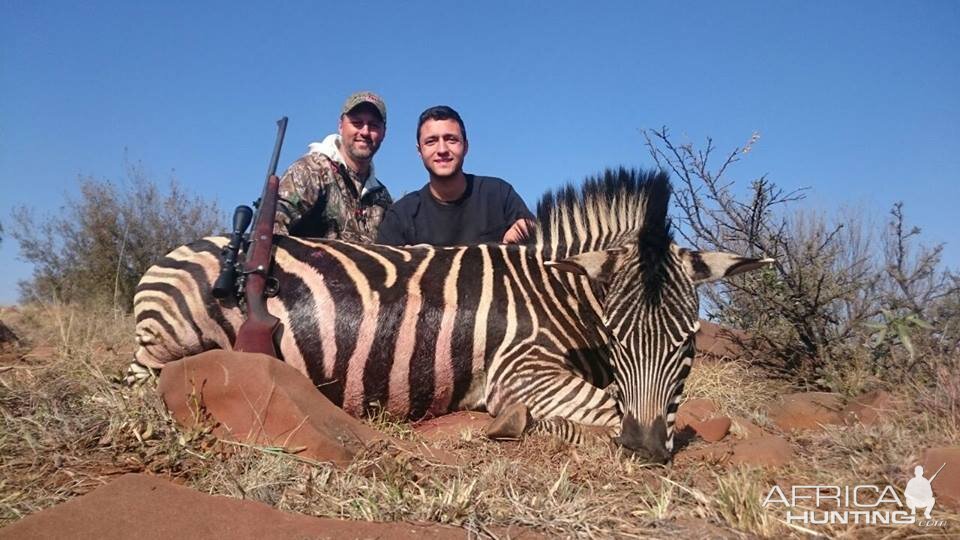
xmin=1 ymin=1 xmax=958 ymax=304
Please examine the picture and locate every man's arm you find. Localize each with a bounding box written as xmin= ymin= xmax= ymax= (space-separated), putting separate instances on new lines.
xmin=501 ymin=183 xmax=536 ymax=244
xmin=375 ymin=206 xmax=408 ymax=245
xmin=502 ymin=218 xmax=535 ymax=244
xmin=274 ymin=156 xmax=327 ymax=235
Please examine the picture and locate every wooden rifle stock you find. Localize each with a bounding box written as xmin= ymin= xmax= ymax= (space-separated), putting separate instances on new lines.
xmin=234 ymin=117 xmax=288 ymax=357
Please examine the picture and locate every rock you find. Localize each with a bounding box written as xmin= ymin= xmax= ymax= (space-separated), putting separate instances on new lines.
xmin=677 ymin=398 xmax=719 ymax=428
xmin=729 ymin=436 xmax=793 ymax=468
xmin=919 ymin=447 xmax=960 ymax=511
xmin=695 ymin=320 xmax=749 ymax=360
xmin=674 ymin=435 xmax=794 ymax=469
xmin=694 ymin=416 xmax=731 ymax=442
xmin=0 ymin=319 xmax=20 ymax=349
xmin=414 ymin=411 xmax=495 ymax=443
xmin=0 ymin=473 xmax=475 ymax=540
xmin=674 ymin=434 xmax=793 ymax=469
xmin=159 ymin=350 xmax=397 ymax=465
xmin=842 ymin=390 xmax=894 ymax=427
xmin=729 ymin=416 xmax=768 ymax=440
xmin=677 ymin=398 xmax=732 ymax=442
xmin=768 ymin=392 xmax=843 ymax=432
xmin=673 ymin=442 xmax=732 ymax=466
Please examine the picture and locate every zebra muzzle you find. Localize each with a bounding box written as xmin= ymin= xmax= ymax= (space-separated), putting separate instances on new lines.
xmin=615 ymin=412 xmax=670 ymax=464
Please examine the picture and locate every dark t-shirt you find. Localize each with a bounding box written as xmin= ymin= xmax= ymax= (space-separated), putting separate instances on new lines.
xmin=375 ymin=174 xmax=534 ymax=246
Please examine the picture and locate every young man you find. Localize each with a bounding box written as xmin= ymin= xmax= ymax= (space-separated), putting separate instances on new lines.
xmin=375 ymin=105 xmax=534 ymax=246
xmin=274 ymin=91 xmax=393 ymax=242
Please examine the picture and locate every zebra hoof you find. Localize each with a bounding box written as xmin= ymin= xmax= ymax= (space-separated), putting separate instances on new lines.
xmin=485 ymin=402 xmax=531 ymax=440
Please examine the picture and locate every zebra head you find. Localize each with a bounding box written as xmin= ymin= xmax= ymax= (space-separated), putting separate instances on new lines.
xmin=541 ymin=169 xmax=772 ymax=462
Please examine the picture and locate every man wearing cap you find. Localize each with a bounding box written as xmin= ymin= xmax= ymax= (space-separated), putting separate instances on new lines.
xmin=376 ymin=105 xmax=535 ymax=246
xmin=274 ymin=91 xmax=393 ymax=241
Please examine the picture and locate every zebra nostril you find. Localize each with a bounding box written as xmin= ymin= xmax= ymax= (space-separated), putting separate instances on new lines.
xmin=616 ymin=412 xmax=644 ymax=449
xmin=615 ymin=413 xmax=670 ymax=463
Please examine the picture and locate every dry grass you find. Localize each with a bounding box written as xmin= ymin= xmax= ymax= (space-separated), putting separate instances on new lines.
xmin=685 ymin=356 xmax=791 ymax=423
xmin=1 ymin=303 xmax=958 ymax=538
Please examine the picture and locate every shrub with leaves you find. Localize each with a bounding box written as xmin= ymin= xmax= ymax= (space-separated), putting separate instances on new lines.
xmin=644 ymin=127 xmax=957 ymax=388
xmin=10 ymin=161 xmax=223 ymax=311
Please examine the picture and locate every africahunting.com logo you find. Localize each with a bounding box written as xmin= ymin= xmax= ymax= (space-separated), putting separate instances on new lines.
xmin=762 ymin=463 xmax=947 ymax=527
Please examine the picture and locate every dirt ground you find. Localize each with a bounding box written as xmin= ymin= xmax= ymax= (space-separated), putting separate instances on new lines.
xmin=1 ymin=304 xmax=958 ymax=538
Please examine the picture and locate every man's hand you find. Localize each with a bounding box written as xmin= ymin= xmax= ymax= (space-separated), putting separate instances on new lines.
xmin=502 ymin=218 xmax=536 ymax=244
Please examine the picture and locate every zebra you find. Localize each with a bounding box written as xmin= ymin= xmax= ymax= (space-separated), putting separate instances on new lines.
xmin=132 ymin=168 xmax=771 ymax=461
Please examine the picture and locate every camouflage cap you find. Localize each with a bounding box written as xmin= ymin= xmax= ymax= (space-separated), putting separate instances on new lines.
xmin=341 ymin=91 xmax=387 ymax=123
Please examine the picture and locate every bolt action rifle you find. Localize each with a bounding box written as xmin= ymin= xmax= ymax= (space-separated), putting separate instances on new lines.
xmin=223 ymin=116 xmax=288 ymax=358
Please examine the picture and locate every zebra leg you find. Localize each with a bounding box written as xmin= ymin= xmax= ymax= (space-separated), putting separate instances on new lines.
xmin=486 ymin=369 xmax=620 ymax=444
xmin=530 ymin=417 xmax=616 ymax=445
xmin=486 ymin=402 xmax=617 ymax=445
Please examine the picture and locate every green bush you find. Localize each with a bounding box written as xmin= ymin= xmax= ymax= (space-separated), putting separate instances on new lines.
xmin=10 ymin=161 xmax=223 ymax=311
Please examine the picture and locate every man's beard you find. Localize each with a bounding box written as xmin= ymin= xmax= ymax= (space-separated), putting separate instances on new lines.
xmin=344 ymin=139 xmax=376 ymax=162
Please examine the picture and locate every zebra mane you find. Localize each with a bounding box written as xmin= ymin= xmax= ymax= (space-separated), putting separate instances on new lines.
xmin=533 ymin=167 xmax=673 ymax=259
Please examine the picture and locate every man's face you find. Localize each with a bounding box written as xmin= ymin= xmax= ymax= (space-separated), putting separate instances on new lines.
xmin=417 ymin=118 xmax=468 ymax=179
xmin=338 ymin=106 xmax=385 ymax=163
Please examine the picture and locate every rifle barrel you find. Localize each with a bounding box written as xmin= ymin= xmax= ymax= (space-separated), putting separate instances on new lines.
xmin=929 ymin=462 xmax=946 ymax=483
xmin=266 ymin=117 xmax=288 ymax=179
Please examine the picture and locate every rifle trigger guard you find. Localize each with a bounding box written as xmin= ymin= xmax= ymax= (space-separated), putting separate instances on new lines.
xmin=265 ymin=277 xmax=280 ymax=298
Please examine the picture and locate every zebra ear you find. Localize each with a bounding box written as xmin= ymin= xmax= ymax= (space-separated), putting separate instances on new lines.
xmin=545 ymin=249 xmax=621 ymax=282
xmin=680 ymin=249 xmax=775 ymax=284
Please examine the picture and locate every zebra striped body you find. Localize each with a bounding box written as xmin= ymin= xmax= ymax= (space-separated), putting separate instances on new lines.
xmin=136 ymin=236 xmax=621 ymax=424
xmin=135 ymin=169 xmax=771 ymax=460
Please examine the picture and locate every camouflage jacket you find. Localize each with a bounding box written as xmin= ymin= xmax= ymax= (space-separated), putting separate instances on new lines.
xmin=274 ymin=135 xmax=392 ymax=242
